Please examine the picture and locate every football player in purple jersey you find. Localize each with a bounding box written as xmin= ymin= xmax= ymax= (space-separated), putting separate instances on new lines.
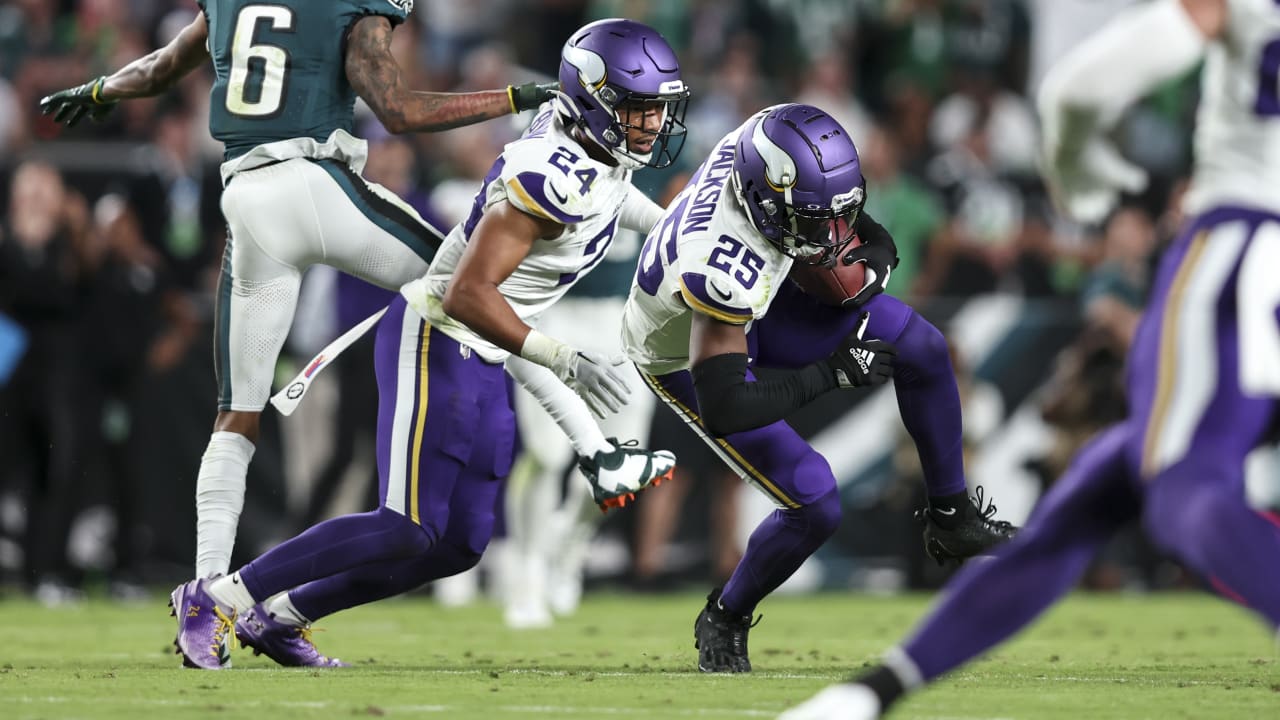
xmin=621 ymin=103 xmax=1015 ymax=674
xmin=166 ymin=18 xmax=688 ymax=670
xmin=784 ymin=1 xmax=1280 ymax=716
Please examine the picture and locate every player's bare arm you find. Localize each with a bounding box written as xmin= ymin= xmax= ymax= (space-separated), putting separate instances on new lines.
xmin=1181 ymin=0 xmax=1226 ymax=39
xmin=689 ymin=313 xmax=749 ymax=367
xmin=39 ymin=13 xmax=208 ymax=126
xmin=345 ymin=16 xmax=549 ymax=134
xmin=102 ymin=14 xmax=210 ymax=99
xmin=441 ymin=200 xmax=560 ymax=353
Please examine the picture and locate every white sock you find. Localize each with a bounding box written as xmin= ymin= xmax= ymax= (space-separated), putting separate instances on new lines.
xmin=195 ymin=431 xmax=255 ymax=578
xmin=207 ymin=571 xmax=257 ymax=613
xmin=265 ymin=593 xmax=310 ymax=627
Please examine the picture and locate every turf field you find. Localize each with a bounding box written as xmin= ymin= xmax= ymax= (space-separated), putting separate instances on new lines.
xmin=2 ymin=591 xmax=1276 ymax=719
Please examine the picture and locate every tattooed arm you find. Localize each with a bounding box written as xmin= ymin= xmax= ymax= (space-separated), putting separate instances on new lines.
xmin=101 ymin=14 xmax=210 ymax=100
xmin=345 ymin=15 xmax=518 ymax=134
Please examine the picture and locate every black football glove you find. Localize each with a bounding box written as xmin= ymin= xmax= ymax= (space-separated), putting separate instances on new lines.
xmin=841 ymin=212 xmax=900 ymax=307
xmin=824 ymin=312 xmax=897 ymax=388
xmin=509 ymin=81 xmax=559 ymax=113
xmin=40 ymin=77 xmax=116 ymax=127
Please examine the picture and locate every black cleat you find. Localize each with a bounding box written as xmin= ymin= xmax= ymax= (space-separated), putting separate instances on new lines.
xmin=693 ymin=587 xmax=759 ymax=673
xmin=915 ymin=486 xmax=1017 ymax=565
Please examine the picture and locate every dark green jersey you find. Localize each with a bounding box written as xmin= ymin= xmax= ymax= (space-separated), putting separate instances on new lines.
xmin=198 ymin=0 xmax=412 ymax=159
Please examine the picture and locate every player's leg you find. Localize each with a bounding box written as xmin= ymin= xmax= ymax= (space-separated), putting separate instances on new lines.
xmin=235 ymin=386 xmax=515 ymax=667
xmin=863 ymin=293 xmax=1017 ymax=561
xmin=544 ymin=296 xmax=662 ymax=616
xmin=643 ymin=370 xmax=839 ymax=673
xmin=781 ymin=423 xmax=1140 ymax=719
xmin=300 ymin=159 xmax=440 ymax=289
xmin=172 ymin=297 xmax=489 ymax=668
xmin=505 ymin=352 xmax=578 ymax=628
xmin=1127 ymin=212 xmax=1280 ymax=626
xmin=753 ymin=284 xmax=1015 ymax=561
xmin=195 ymin=161 xmax=328 ymax=581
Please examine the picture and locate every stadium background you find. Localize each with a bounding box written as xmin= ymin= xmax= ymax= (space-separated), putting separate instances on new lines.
xmin=1 ymin=0 xmax=1272 ymax=605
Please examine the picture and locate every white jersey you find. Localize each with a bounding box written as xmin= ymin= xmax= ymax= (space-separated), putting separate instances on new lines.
xmin=402 ymin=107 xmax=637 ymax=362
xmin=622 ymin=113 xmax=794 ymax=375
xmin=1185 ymin=0 xmax=1280 ymax=213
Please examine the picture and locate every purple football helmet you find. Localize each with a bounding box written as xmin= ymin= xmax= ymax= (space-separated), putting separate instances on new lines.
xmin=556 ymin=18 xmax=689 ymax=169
xmin=731 ymin=104 xmax=867 ymax=265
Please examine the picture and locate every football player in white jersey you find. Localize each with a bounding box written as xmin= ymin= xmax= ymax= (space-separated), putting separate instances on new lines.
xmin=39 ymin=0 xmax=560 ymax=603
xmin=783 ymin=1 xmax=1280 ymax=717
xmin=166 ymin=18 xmax=685 ymax=670
xmin=622 ymin=103 xmax=1016 ymax=674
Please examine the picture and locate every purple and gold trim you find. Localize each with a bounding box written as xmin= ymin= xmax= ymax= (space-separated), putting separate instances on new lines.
xmin=679 ymin=272 xmax=752 ymax=325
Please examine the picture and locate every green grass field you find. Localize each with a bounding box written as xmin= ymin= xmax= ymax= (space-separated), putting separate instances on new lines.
xmin=2 ymin=591 xmax=1276 ymax=719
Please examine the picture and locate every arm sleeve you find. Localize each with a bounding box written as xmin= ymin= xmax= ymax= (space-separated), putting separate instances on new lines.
xmin=1037 ymin=0 xmax=1206 ymax=159
xmin=619 ymin=185 xmax=664 ymax=234
xmin=691 ymin=353 xmax=837 ymax=437
xmin=504 ymin=354 xmax=611 ymax=458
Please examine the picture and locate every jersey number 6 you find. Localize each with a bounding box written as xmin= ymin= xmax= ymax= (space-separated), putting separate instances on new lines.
xmin=226 ymin=5 xmax=295 ymax=118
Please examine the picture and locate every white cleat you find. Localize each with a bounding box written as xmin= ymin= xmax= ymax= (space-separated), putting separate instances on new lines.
xmin=578 ymin=438 xmax=676 ymax=511
xmin=778 ymin=683 xmax=881 ymax=720
xmin=546 ymin=532 xmax=588 ymax=617
xmin=504 ymin=594 xmax=554 ymax=630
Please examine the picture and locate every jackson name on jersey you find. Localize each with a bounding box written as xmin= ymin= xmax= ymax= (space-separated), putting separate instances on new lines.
xmin=403 ymin=106 xmax=642 ymax=362
xmin=622 ymin=111 xmax=795 ymax=376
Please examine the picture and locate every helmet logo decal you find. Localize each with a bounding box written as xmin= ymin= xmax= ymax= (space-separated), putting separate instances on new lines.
xmin=751 ymin=118 xmax=797 ymax=193
xmin=563 ymin=45 xmax=608 ymax=91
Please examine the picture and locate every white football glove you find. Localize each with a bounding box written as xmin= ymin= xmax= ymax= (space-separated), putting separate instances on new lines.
xmin=1042 ymin=135 xmax=1148 ymax=225
xmin=561 ymin=349 xmax=630 ymax=418
xmin=520 ymin=330 xmax=631 ymax=418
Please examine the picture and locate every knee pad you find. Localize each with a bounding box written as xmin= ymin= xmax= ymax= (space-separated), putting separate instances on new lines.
xmin=375 ymin=506 xmax=439 ymax=557
xmin=1141 ymin=464 xmax=1222 ymax=555
xmin=895 ymin=313 xmax=951 ymax=383
xmin=789 ymin=488 xmax=843 ymax=544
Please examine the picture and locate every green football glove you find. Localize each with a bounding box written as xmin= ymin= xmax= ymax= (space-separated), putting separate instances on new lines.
xmin=508 ymin=81 xmax=560 ymax=113
xmin=39 ymin=77 xmax=116 ymax=127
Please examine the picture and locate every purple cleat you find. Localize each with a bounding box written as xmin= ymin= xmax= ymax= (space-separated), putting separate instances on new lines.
xmin=234 ymin=604 xmax=350 ymax=668
xmin=169 ymin=578 xmax=236 ymax=670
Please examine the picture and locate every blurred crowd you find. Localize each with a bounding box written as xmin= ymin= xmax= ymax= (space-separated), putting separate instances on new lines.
xmin=0 ymin=0 xmax=1207 ymax=605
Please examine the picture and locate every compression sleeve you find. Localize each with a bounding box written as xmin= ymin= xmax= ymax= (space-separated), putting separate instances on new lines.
xmin=619 ymin=185 xmax=664 ymax=234
xmin=505 ymin=354 xmax=612 ymax=458
xmin=1037 ymin=0 xmax=1206 ymax=162
xmin=691 ymin=353 xmax=837 ymax=437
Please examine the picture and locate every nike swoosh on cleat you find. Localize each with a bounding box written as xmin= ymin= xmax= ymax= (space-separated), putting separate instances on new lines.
xmin=933 ymin=507 xmax=957 ymax=516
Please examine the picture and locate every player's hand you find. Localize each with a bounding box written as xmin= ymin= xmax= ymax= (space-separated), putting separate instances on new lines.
xmin=841 ymin=213 xmax=898 ymax=306
xmin=1042 ymin=135 xmax=1148 ymax=225
xmin=39 ymin=77 xmax=116 ymax=127
xmin=824 ymin=313 xmax=896 ymax=389
xmin=509 ymin=82 xmax=559 ymax=113
xmin=563 ymin=350 xmax=631 ymax=418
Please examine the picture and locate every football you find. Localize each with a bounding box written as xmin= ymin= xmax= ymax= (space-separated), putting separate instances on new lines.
xmin=787 ymin=235 xmax=866 ymax=308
